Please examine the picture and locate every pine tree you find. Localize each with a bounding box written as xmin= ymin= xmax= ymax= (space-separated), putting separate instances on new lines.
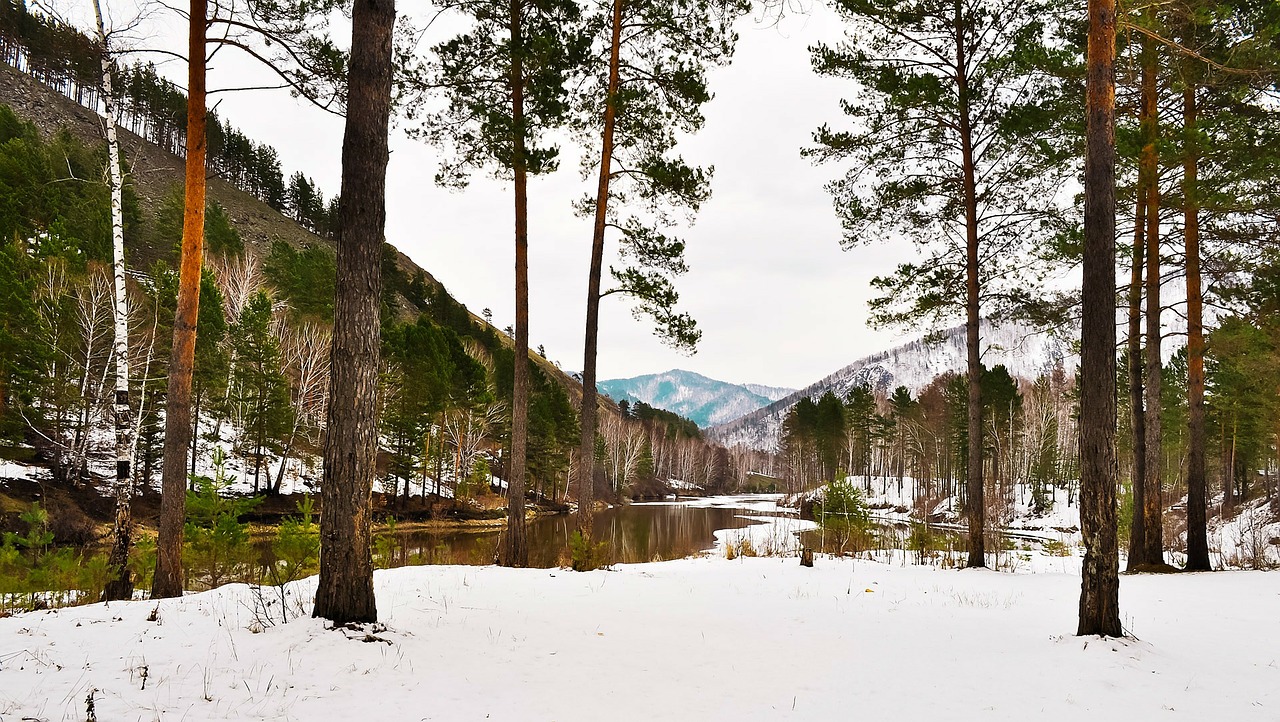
xmin=1078 ymin=0 xmax=1122 ymax=638
xmin=313 ymin=0 xmax=396 ymax=626
xmin=421 ymin=0 xmax=589 ymax=567
xmin=153 ymin=0 xmax=211 ymax=599
xmin=572 ymin=0 xmax=745 ymax=537
xmin=230 ymin=291 xmax=293 ymax=494
xmin=809 ymin=0 xmax=1073 ymax=568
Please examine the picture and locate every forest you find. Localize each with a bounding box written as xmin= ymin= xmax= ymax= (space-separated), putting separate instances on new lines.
xmin=0 ymin=0 xmax=1278 ymax=717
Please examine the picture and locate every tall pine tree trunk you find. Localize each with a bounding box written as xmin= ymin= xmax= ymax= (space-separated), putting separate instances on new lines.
xmin=1139 ymin=38 xmax=1165 ymax=567
xmin=1078 ymin=0 xmax=1122 ymax=638
xmin=1183 ymin=82 xmax=1210 ymax=570
xmin=95 ymin=0 xmax=134 ymax=602
xmin=575 ymin=0 xmax=623 ymax=540
xmin=312 ymin=0 xmax=395 ymax=624
xmin=955 ymin=1 xmax=984 ymax=569
xmin=1125 ymin=189 xmax=1147 ymax=571
xmin=153 ymin=0 xmax=207 ymax=599
xmin=499 ymin=0 xmax=530 ymax=567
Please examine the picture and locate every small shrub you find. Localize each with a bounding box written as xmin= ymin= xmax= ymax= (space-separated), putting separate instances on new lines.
xmin=129 ymin=536 xmax=157 ymax=591
xmin=253 ymin=496 xmax=321 ymax=625
xmin=1041 ymin=539 xmax=1071 ymax=557
xmin=908 ymin=522 xmax=936 ymax=564
xmin=184 ymin=449 xmax=260 ymax=590
xmin=8 ymin=502 xmax=54 ymax=560
xmin=816 ymin=477 xmax=871 ymax=554
xmin=269 ymin=495 xmax=320 ymax=583
xmin=569 ymin=530 xmax=609 ymax=571
xmin=0 ymin=502 xmax=115 ymax=611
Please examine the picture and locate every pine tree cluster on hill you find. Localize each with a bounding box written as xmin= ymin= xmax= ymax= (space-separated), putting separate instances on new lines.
xmin=0 ymin=1 xmax=334 ymax=233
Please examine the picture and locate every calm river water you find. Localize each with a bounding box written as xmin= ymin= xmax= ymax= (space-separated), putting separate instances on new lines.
xmin=298 ymin=498 xmax=783 ymax=569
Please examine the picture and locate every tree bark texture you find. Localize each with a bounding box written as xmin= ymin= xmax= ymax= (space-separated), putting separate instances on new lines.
xmin=153 ymin=0 xmax=207 ymax=599
xmin=94 ymin=0 xmax=135 ymax=602
xmin=1139 ymin=38 xmax=1165 ymax=567
xmin=1125 ymin=191 xmax=1146 ymax=571
xmin=955 ymin=1 xmax=985 ymax=569
xmin=575 ymin=0 xmax=623 ymax=539
xmin=499 ymin=0 xmax=530 ymax=567
xmin=312 ymin=0 xmax=395 ymax=624
xmin=1182 ymin=83 xmax=1210 ymax=571
xmin=1078 ymin=0 xmax=1123 ymax=638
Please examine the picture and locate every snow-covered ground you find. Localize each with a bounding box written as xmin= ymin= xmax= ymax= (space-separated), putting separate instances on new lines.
xmin=2 ymin=556 xmax=1277 ymax=721
xmin=0 ymin=459 xmax=44 ymax=483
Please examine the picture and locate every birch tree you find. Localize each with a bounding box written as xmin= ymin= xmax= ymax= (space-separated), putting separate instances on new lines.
xmin=274 ymin=318 xmax=330 ymax=494
xmin=442 ymin=398 xmax=506 ymax=489
xmin=90 ymin=0 xmax=136 ymax=602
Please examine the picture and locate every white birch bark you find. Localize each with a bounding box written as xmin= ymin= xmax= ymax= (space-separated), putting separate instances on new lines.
xmin=94 ymin=0 xmax=135 ymax=600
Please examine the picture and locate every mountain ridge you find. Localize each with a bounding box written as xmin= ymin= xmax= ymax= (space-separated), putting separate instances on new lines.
xmin=598 ymin=369 xmax=795 ymax=428
xmin=707 ymin=320 xmax=1077 ymax=450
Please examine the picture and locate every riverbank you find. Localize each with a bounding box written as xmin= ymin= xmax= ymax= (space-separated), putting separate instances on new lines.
xmin=0 ymin=470 xmax=568 ymax=545
xmin=2 ymin=555 xmax=1276 ymax=721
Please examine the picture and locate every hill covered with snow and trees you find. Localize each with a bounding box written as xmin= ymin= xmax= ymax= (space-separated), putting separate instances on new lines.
xmin=598 ymin=369 xmax=794 ymax=428
xmin=709 ymin=320 xmax=1075 ymax=450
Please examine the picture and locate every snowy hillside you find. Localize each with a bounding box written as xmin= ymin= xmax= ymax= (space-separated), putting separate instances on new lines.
xmin=709 ymin=320 xmax=1077 ymax=450
xmin=741 ymin=383 xmax=795 ymax=402
xmin=598 ymin=370 xmax=796 ymax=428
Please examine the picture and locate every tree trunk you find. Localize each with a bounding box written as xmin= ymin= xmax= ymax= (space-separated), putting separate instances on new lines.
xmin=436 ymin=422 xmax=444 ymax=497
xmin=273 ymin=431 xmax=294 ymax=495
xmin=1139 ymin=37 xmax=1165 ymax=567
xmin=575 ymin=0 xmax=623 ymax=541
xmin=189 ymin=390 xmax=201 ymax=478
xmin=499 ymin=0 xmax=530 ymax=568
xmin=1223 ymin=417 xmax=1237 ymax=510
xmin=1182 ymin=83 xmax=1210 ymax=571
xmin=955 ymin=0 xmax=984 ymax=569
xmin=312 ymin=0 xmax=394 ymax=625
xmin=1078 ymin=0 xmax=1122 ymax=638
xmin=1125 ymin=190 xmax=1147 ymax=571
xmin=95 ymin=0 xmax=134 ymax=602
xmin=153 ymin=0 xmax=208 ymax=600
xmin=253 ymin=416 xmax=264 ymax=493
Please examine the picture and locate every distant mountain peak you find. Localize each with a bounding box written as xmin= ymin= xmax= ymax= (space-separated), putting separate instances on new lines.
xmin=598 ymin=369 xmax=795 ymax=428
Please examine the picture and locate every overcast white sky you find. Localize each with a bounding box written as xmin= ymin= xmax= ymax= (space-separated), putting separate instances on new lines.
xmin=102 ymin=1 xmax=925 ymax=389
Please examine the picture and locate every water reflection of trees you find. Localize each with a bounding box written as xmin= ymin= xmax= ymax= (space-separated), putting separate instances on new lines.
xmin=251 ymin=505 xmax=766 ymax=575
